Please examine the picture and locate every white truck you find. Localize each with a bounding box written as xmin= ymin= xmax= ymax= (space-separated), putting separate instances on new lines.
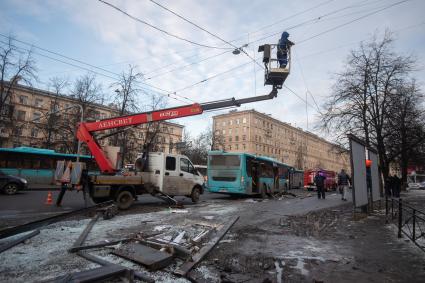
xmin=87 ymin=152 xmax=205 ymax=209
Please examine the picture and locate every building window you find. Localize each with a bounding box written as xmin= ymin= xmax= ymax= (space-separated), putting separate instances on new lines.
xmin=222 ymin=121 xmax=226 ymax=126
xmin=229 ymin=145 xmax=232 ymax=150
xmin=243 ymin=127 xmax=247 ymax=133
xmin=235 ymin=144 xmax=239 ymax=150
xmin=19 ymin=95 xmax=28 ymax=105
xmin=229 ymin=129 xmax=232 ymax=134
xmin=243 ymin=118 xmax=247 ymax=123
xmin=33 ymin=112 xmax=41 ymax=122
xmin=243 ymin=144 xmax=246 ymax=150
xmin=236 ymin=119 xmax=240 ymax=124
xmin=229 ymin=137 xmax=232 ymax=142
xmin=229 ymin=120 xmax=233 ymax=125
xmin=16 ymin=110 xmax=26 ymax=121
xmin=259 ymin=136 xmax=262 ymax=142
xmin=235 ymin=136 xmax=239 ymax=141
xmin=35 ymin=98 xmax=43 ymax=108
xmin=222 ymin=129 xmax=226 ymax=135
xmin=235 ymin=128 xmax=238 ymax=134
xmin=242 ymin=135 xmax=246 ymax=141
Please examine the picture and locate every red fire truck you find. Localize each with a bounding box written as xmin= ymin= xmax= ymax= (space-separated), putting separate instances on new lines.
xmin=304 ymin=169 xmax=337 ymax=191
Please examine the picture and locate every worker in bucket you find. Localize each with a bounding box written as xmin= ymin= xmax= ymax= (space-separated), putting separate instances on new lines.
xmin=276 ymin=31 xmax=294 ymax=68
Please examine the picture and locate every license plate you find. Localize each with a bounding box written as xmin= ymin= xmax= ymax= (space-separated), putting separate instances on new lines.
xmin=219 ymin=188 xmax=228 ymax=192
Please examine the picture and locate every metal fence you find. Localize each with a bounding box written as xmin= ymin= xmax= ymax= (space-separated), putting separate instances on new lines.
xmin=386 ymin=197 xmax=425 ymax=252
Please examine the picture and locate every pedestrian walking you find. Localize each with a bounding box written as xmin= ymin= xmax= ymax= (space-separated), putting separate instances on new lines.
xmin=385 ymin=176 xmax=393 ymax=197
xmin=392 ymin=174 xmax=401 ymax=198
xmin=337 ymin=169 xmax=351 ymax=201
xmin=56 ymin=161 xmax=72 ymax=207
xmin=314 ymin=171 xmax=327 ymax=199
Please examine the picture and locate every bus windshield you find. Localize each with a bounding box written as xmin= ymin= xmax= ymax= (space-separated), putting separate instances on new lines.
xmin=209 ymin=155 xmax=241 ymax=169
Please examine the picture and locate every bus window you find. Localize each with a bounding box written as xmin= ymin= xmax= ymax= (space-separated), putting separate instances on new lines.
xmin=209 ymin=155 xmax=240 ymax=168
xmin=40 ymin=159 xmax=52 ymax=169
xmin=32 ymin=160 xmax=41 ymax=169
xmin=260 ymin=162 xmax=273 ymax=178
xmin=246 ymin=157 xmax=255 ymax=177
xmin=23 ymin=159 xmax=33 ymax=169
xmin=278 ymin=166 xmax=289 ymax=178
xmin=7 ymin=159 xmax=20 ymax=168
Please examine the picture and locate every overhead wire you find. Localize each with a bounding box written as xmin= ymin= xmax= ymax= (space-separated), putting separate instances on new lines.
xmin=97 ymin=0 xmax=232 ymax=50
xmin=4 ymin=0 xmax=413 ymax=110
xmin=143 ymin=0 xmax=400 ymax=82
xmin=0 ymin=35 xmax=194 ymax=104
xmin=148 ymin=0 xmax=264 ymax=70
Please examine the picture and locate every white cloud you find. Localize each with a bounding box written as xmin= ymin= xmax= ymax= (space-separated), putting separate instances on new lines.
xmin=2 ymin=0 xmax=425 ymax=141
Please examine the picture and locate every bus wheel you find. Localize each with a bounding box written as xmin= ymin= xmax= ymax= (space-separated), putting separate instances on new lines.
xmin=115 ymin=190 xmax=134 ymax=210
xmin=261 ymin=184 xmax=267 ymax=199
xmin=3 ymin=183 xmax=18 ymax=195
xmin=191 ymin=187 xmax=201 ymax=203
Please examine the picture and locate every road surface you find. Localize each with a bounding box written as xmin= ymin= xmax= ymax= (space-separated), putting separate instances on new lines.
xmin=0 ymin=189 xmax=227 ymax=228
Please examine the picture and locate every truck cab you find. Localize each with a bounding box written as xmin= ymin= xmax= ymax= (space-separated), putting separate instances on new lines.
xmin=141 ymin=152 xmax=205 ymax=199
xmin=88 ymin=152 xmax=204 ymax=209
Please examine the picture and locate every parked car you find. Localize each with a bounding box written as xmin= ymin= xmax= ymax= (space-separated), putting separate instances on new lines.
xmin=0 ymin=171 xmax=28 ymax=195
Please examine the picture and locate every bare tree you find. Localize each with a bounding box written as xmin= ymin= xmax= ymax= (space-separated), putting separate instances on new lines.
xmin=0 ymin=35 xmax=37 ymax=146
xmin=210 ymin=127 xmax=225 ymax=151
xmin=67 ymin=73 xmax=103 ymax=153
xmin=142 ymin=94 xmax=167 ymax=153
xmin=385 ymin=79 xmax=425 ymax=188
xmin=32 ymin=76 xmax=70 ymax=150
xmin=110 ymin=65 xmax=143 ymax=166
xmin=320 ymin=31 xmax=416 ymax=181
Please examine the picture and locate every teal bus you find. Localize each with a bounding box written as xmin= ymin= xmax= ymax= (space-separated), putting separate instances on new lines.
xmin=207 ymin=151 xmax=293 ymax=197
xmin=0 ymin=147 xmax=95 ymax=189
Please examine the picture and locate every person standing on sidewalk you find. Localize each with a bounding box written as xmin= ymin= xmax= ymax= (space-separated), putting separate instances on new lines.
xmin=56 ymin=161 xmax=72 ymax=207
xmin=392 ymin=174 xmax=401 ymax=198
xmin=338 ymin=169 xmax=351 ymax=201
xmin=314 ymin=171 xmax=327 ymax=199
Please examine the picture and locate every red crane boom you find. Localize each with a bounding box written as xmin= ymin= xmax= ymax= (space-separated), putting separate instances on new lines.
xmin=76 ymin=88 xmax=279 ymax=173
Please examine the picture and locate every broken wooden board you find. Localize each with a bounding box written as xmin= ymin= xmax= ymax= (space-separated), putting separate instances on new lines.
xmin=68 ymin=237 xmax=133 ymax=253
xmin=112 ymin=242 xmax=173 ymax=271
xmin=69 ymin=214 xmax=100 ymax=253
xmin=42 ymin=265 xmax=133 ymax=283
xmin=77 ymin=251 xmax=155 ymax=283
xmin=0 ymin=230 xmax=40 ymax=254
xmin=174 ymin=216 xmax=239 ymax=276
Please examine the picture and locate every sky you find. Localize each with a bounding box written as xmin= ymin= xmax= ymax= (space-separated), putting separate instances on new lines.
xmin=1 ymin=0 xmax=424 ymax=140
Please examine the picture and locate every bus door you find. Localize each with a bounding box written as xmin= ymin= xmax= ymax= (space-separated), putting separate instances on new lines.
xmin=273 ymin=166 xmax=279 ymax=193
xmin=251 ymin=161 xmax=259 ymax=193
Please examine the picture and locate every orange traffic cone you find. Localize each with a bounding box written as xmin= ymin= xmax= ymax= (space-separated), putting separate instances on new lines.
xmin=45 ymin=191 xmax=53 ymax=205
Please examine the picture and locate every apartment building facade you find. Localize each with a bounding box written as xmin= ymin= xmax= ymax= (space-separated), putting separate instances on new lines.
xmin=212 ymin=109 xmax=350 ymax=172
xmin=0 ymin=83 xmax=183 ymax=159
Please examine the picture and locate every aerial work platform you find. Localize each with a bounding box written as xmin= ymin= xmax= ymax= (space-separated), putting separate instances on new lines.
xmin=258 ymin=43 xmax=292 ymax=89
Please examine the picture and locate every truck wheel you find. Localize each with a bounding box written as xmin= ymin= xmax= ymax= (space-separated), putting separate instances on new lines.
xmin=115 ymin=190 xmax=134 ymax=210
xmin=3 ymin=183 xmax=19 ymax=195
xmin=191 ymin=187 xmax=201 ymax=203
